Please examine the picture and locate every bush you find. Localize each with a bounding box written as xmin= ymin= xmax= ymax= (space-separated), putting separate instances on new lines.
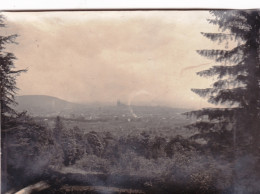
xmin=3 ymin=114 xmax=63 ymax=190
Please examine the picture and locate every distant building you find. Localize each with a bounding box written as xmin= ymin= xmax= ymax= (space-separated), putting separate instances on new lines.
xmin=117 ymin=100 xmax=126 ymax=107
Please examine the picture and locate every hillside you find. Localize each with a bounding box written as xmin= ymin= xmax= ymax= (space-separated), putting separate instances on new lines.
xmin=14 ymin=95 xmax=191 ymax=118
xmin=15 ymin=95 xmax=81 ymax=116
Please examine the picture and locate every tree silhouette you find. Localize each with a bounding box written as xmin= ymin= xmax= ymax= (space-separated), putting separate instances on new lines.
xmin=1 ymin=14 xmax=27 ymax=192
xmin=0 ymin=14 xmax=26 ymax=125
xmin=186 ymin=10 xmax=260 ymax=192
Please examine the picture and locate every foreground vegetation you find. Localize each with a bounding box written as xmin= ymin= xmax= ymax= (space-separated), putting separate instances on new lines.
xmin=3 ymin=114 xmax=235 ymax=193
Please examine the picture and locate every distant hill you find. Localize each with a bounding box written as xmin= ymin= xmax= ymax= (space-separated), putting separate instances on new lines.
xmin=14 ymin=95 xmax=192 ymax=117
xmin=15 ymin=95 xmax=81 ymax=116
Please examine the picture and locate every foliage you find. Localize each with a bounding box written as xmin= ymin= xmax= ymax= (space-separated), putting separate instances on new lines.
xmin=186 ymin=10 xmax=260 ymax=153
xmin=61 ymin=126 xmax=85 ymax=166
xmin=53 ymin=117 xmax=85 ymax=166
xmin=3 ymin=112 xmax=234 ymax=193
xmin=1 ymin=14 xmax=27 ymax=192
xmin=3 ymin=113 xmax=63 ymax=190
xmin=69 ymin=130 xmax=233 ymax=193
xmin=0 ymin=14 xmax=26 ymax=123
xmin=185 ymin=10 xmax=260 ymax=192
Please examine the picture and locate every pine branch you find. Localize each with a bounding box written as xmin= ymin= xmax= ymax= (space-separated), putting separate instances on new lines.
xmin=196 ymin=49 xmax=228 ymax=60
xmin=212 ymin=76 xmax=247 ymax=88
xmin=184 ymin=108 xmax=238 ymax=121
xmin=197 ymin=45 xmax=245 ymax=63
xmin=208 ymin=87 xmax=246 ymax=105
xmin=201 ymin=32 xmax=235 ymax=42
xmin=191 ymin=88 xmax=218 ymax=98
xmin=209 ymin=10 xmax=251 ymax=36
xmin=216 ymin=45 xmax=245 ymax=63
xmin=197 ymin=62 xmax=246 ymax=78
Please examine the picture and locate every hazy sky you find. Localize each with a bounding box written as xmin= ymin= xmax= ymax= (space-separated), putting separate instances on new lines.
xmin=2 ymin=11 xmax=227 ymax=108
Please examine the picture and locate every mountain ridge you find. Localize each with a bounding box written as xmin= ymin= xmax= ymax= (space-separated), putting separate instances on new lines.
xmin=14 ymin=95 xmax=192 ymax=117
xmin=15 ymin=95 xmax=81 ymax=116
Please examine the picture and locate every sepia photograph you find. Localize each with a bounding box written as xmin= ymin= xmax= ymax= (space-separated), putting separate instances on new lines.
xmin=1 ymin=9 xmax=260 ymax=193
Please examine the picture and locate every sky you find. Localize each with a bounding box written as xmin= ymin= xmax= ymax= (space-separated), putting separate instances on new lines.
xmin=2 ymin=11 xmax=228 ymax=109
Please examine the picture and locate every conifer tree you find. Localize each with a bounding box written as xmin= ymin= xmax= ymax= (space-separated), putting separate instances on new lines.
xmin=1 ymin=13 xmax=26 ymax=192
xmin=186 ymin=10 xmax=260 ymax=154
xmin=186 ymin=10 xmax=260 ymax=192
xmin=0 ymin=14 xmax=26 ymax=125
